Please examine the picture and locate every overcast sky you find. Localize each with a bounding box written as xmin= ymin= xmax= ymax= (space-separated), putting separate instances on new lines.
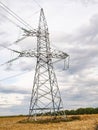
xmin=0 ymin=0 xmax=98 ymax=116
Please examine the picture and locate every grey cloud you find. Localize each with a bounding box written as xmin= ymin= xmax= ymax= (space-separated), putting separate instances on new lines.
xmin=0 ymin=94 xmax=30 ymax=115
xmin=8 ymin=95 xmax=30 ymax=115
xmin=0 ymin=84 xmax=30 ymax=94
xmin=17 ymin=58 xmax=36 ymax=71
xmin=0 ymin=88 xmax=30 ymax=94
xmin=4 ymin=59 xmax=36 ymax=71
xmin=0 ymin=7 xmax=7 ymax=23
xmin=0 ymin=31 xmax=6 ymax=36
xmin=53 ymin=13 xmax=98 ymax=46
xmin=65 ymin=0 xmax=98 ymax=5
xmin=53 ymin=14 xmax=98 ymax=75
xmin=61 ymin=82 xmax=98 ymax=109
xmin=68 ymin=48 xmax=98 ymax=74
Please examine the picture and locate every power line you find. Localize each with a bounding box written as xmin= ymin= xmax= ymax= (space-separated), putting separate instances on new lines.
xmin=27 ymin=9 xmax=40 ymax=20
xmin=3 ymin=14 xmax=23 ymax=29
xmin=0 ymin=44 xmax=21 ymax=53
xmin=33 ymin=0 xmax=42 ymax=8
xmin=0 ymin=70 xmax=32 ymax=82
xmin=0 ymin=56 xmax=20 ymax=67
xmin=0 ymin=1 xmax=32 ymax=28
xmin=0 ymin=36 xmax=27 ymax=52
xmin=0 ymin=5 xmax=27 ymax=29
xmin=0 ymin=1 xmax=34 ymax=30
xmin=0 ymin=11 xmax=22 ymax=29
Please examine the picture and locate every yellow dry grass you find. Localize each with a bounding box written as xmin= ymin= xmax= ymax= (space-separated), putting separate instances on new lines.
xmin=0 ymin=114 xmax=98 ymax=130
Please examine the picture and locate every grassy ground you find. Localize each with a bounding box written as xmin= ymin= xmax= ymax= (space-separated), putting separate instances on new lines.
xmin=0 ymin=114 xmax=98 ymax=130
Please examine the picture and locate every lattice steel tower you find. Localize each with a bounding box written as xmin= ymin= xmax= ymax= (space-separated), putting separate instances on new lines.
xmin=28 ymin=8 xmax=69 ymax=119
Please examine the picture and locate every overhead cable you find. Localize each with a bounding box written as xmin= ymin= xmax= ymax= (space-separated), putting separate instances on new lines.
xmin=0 ymin=36 xmax=27 ymax=51
xmin=0 ymin=1 xmax=34 ymax=30
xmin=33 ymin=0 xmax=42 ymax=8
xmin=0 ymin=70 xmax=32 ymax=82
xmin=3 ymin=14 xmax=23 ymax=29
xmin=0 ymin=44 xmax=21 ymax=54
xmin=0 ymin=56 xmax=20 ymax=67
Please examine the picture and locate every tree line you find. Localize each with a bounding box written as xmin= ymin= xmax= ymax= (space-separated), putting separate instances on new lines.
xmin=43 ymin=107 xmax=98 ymax=116
xmin=64 ymin=107 xmax=98 ymax=115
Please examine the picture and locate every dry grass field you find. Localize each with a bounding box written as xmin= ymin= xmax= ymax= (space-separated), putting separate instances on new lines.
xmin=0 ymin=114 xmax=98 ymax=130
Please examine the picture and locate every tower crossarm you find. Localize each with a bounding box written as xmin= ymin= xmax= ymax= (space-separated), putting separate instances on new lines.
xmin=18 ymin=49 xmax=69 ymax=60
xmin=51 ymin=49 xmax=69 ymax=59
xmin=22 ymin=28 xmax=37 ymax=37
xmin=19 ymin=49 xmax=37 ymax=57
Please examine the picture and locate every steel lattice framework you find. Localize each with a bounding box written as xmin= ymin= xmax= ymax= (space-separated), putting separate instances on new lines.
xmin=28 ymin=8 xmax=69 ymax=120
xmin=0 ymin=7 xmax=69 ymax=120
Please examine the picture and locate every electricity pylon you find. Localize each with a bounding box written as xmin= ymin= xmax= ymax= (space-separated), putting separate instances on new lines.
xmin=0 ymin=8 xmax=69 ymax=120
xmin=27 ymin=8 xmax=69 ymax=120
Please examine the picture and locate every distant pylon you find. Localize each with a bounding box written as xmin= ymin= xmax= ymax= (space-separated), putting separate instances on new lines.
xmin=28 ymin=8 xmax=68 ymax=120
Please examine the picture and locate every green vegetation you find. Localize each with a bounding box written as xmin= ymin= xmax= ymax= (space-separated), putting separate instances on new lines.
xmin=64 ymin=107 xmax=98 ymax=115
xmin=45 ymin=107 xmax=98 ymax=116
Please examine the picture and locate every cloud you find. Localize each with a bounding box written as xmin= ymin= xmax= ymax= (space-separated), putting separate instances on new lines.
xmin=65 ymin=0 xmax=98 ymax=5
xmin=0 ymin=84 xmax=30 ymax=94
xmin=52 ymin=13 xmax=98 ymax=69
xmin=0 ymin=93 xmax=25 ymax=107
xmin=51 ymin=13 xmax=98 ymax=109
xmin=0 ymin=93 xmax=30 ymax=115
xmin=0 ymin=6 xmax=7 ymax=23
xmin=61 ymin=81 xmax=98 ymax=109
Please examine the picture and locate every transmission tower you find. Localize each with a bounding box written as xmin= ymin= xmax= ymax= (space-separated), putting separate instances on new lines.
xmin=28 ymin=8 xmax=69 ymax=120
xmin=0 ymin=6 xmax=69 ymax=120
